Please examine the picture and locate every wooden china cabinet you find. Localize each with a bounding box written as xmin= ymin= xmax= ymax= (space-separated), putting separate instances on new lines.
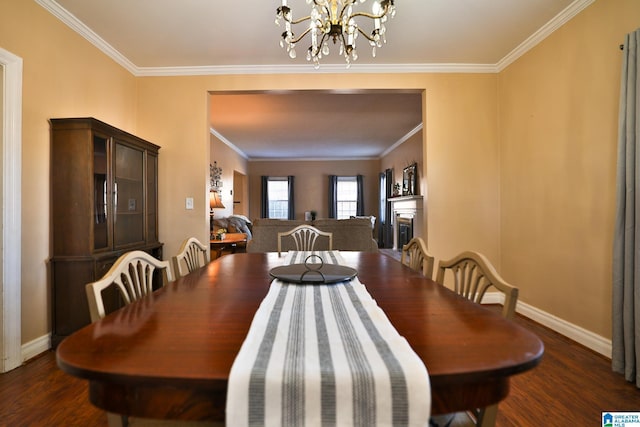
xmin=49 ymin=118 xmax=162 ymax=347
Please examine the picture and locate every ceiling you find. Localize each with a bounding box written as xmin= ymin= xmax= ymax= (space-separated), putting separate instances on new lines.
xmin=209 ymin=90 xmax=423 ymax=160
xmin=44 ymin=0 xmax=587 ymax=159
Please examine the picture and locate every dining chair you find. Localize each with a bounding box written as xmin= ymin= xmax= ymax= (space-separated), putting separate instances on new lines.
xmin=400 ymin=237 xmax=435 ymax=278
xmin=173 ymin=237 xmax=209 ymax=278
xmin=435 ymin=250 xmax=519 ymax=320
xmin=434 ymin=250 xmax=520 ymax=427
xmin=86 ymin=250 xmax=176 ymax=427
xmin=277 ymin=224 xmax=333 ymax=256
xmin=85 ymin=250 xmax=174 ymax=322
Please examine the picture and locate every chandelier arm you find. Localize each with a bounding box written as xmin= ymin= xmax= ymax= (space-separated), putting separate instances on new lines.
xmin=356 ymin=27 xmax=376 ymax=42
xmin=348 ymin=10 xmax=389 ymax=20
xmin=337 ymin=0 xmax=358 ymax=22
xmin=341 ymin=32 xmax=351 ymax=51
xmin=319 ymin=32 xmax=329 ymax=47
xmin=290 ymin=27 xmax=314 ymax=45
xmin=283 ymin=15 xmax=313 ymax=26
xmin=308 ymin=32 xmax=329 ymax=59
xmin=319 ymin=1 xmax=332 ymax=19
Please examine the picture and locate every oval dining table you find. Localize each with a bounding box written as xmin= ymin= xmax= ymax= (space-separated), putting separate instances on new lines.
xmin=56 ymin=251 xmax=544 ymax=422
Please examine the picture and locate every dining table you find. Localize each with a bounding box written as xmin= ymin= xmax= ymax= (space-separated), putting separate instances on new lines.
xmin=56 ymin=251 xmax=544 ymax=423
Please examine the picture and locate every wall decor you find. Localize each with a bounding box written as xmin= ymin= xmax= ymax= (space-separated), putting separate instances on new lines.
xmin=402 ymin=163 xmax=417 ymax=196
xmin=210 ymin=161 xmax=223 ymax=191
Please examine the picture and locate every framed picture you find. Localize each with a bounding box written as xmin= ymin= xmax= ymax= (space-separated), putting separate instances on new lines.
xmin=402 ymin=163 xmax=417 ymax=196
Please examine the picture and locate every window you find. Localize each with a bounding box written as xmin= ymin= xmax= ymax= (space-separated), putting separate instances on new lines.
xmin=267 ymin=178 xmax=289 ymax=219
xmin=336 ymin=177 xmax=358 ymax=219
xmin=328 ymin=175 xmax=364 ymax=219
xmin=261 ymin=176 xmax=295 ymax=219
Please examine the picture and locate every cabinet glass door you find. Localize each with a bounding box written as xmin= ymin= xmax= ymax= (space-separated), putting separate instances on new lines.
xmin=114 ymin=141 xmax=145 ymax=248
xmin=93 ymin=135 xmax=109 ymax=250
xmin=146 ymin=154 xmax=158 ymax=243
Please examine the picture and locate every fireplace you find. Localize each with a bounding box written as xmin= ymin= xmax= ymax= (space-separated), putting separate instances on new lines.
xmin=390 ymin=195 xmax=424 ymax=250
xmin=397 ymin=216 xmax=413 ymax=250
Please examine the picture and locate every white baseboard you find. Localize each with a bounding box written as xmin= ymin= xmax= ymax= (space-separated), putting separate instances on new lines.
xmin=482 ymin=292 xmax=612 ymax=358
xmin=21 ymin=333 xmax=51 ymax=362
xmin=19 ymin=297 xmax=612 ymax=364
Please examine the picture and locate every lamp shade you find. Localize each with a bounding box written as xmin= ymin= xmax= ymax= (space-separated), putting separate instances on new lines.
xmin=210 ymin=190 xmax=225 ymax=209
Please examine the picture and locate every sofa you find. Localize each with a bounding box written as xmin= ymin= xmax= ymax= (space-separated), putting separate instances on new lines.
xmin=246 ymin=217 xmax=378 ymax=253
xmin=212 ymin=215 xmax=253 ymax=240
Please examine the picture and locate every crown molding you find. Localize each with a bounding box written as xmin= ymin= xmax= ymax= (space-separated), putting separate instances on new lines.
xmin=35 ymin=0 xmax=139 ymax=75
xmin=247 ymin=156 xmax=381 ymax=162
xmin=136 ymin=63 xmax=498 ymax=77
xmin=381 ymin=124 xmax=423 ymax=158
xmin=496 ymin=0 xmax=596 ymax=71
xmin=210 ymin=128 xmax=249 ymax=160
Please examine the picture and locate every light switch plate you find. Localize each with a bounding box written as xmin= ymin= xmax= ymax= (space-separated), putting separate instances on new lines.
xmin=185 ymin=197 xmax=194 ymax=210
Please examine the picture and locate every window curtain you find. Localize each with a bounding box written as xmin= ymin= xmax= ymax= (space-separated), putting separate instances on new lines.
xmin=287 ymin=175 xmax=295 ymax=220
xmin=328 ymin=175 xmax=337 ymax=218
xmin=260 ymin=176 xmax=269 ymax=218
xmin=356 ymin=174 xmax=364 ymax=216
xmin=613 ymin=28 xmax=640 ymax=388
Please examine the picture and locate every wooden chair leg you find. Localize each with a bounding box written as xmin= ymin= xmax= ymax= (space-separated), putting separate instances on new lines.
xmin=477 ymin=404 xmax=498 ymax=427
xmin=106 ymin=412 xmax=127 ymax=427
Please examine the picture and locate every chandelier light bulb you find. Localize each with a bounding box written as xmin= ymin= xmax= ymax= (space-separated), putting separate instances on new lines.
xmin=276 ymin=0 xmax=395 ymax=68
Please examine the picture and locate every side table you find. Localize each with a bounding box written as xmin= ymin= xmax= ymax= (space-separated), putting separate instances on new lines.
xmin=210 ymin=233 xmax=247 ymax=260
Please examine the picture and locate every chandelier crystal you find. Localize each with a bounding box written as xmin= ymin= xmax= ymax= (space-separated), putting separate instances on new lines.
xmin=275 ymin=0 xmax=396 ymax=68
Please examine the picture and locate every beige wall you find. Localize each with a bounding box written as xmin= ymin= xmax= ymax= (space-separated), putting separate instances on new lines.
xmin=1 ymin=1 xmax=138 ymax=343
xmin=9 ymin=0 xmax=630 ymax=347
xmin=498 ymin=0 xmax=640 ymax=338
xmin=136 ymin=73 xmax=500 ymax=277
xmin=246 ymin=159 xmax=381 ymax=221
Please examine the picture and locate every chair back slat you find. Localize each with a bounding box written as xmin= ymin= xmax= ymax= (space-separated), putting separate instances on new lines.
xmin=436 ymin=251 xmax=519 ymax=319
xmin=400 ymin=237 xmax=435 ymax=279
xmin=85 ymin=250 xmax=174 ymax=322
xmin=277 ymin=225 xmax=333 ymax=256
xmin=172 ymin=237 xmax=209 ymax=278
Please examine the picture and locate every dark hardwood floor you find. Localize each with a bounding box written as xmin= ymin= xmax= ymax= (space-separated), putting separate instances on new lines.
xmin=1 ymin=310 xmax=638 ymax=426
xmin=496 ymin=311 xmax=639 ymax=426
xmin=0 ymin=349 xmax=105 ymax=426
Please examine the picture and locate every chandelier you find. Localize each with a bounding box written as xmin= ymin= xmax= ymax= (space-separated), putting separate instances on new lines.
xmin=276 ymin=0 xmax=396 ymax=68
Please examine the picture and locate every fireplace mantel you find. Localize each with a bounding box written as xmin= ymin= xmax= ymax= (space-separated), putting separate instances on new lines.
xmin=389 ymin=195 xmax=424 ymax=203
xmin=390 ymin=195 xmax=424 ymax=250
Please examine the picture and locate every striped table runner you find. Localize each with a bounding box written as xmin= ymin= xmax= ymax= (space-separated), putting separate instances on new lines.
xmin=226 ymin=251 xmax=431 ymax=427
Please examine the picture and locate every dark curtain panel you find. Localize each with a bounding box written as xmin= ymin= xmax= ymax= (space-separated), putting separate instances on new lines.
xmin=260 ymin=176 xmax=268 ymax=218
xmin=384 ymin=169 xmax=393 ymax=248
xmin=356 ymin=174 xmax=364 ymax=216
xmin=379 ymin=169 xmax=393 ymax=247
xmin=328 ymin=175 xmax=338 ymax=218
xmin=287 ymin=176 xmax=295 ymax=220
